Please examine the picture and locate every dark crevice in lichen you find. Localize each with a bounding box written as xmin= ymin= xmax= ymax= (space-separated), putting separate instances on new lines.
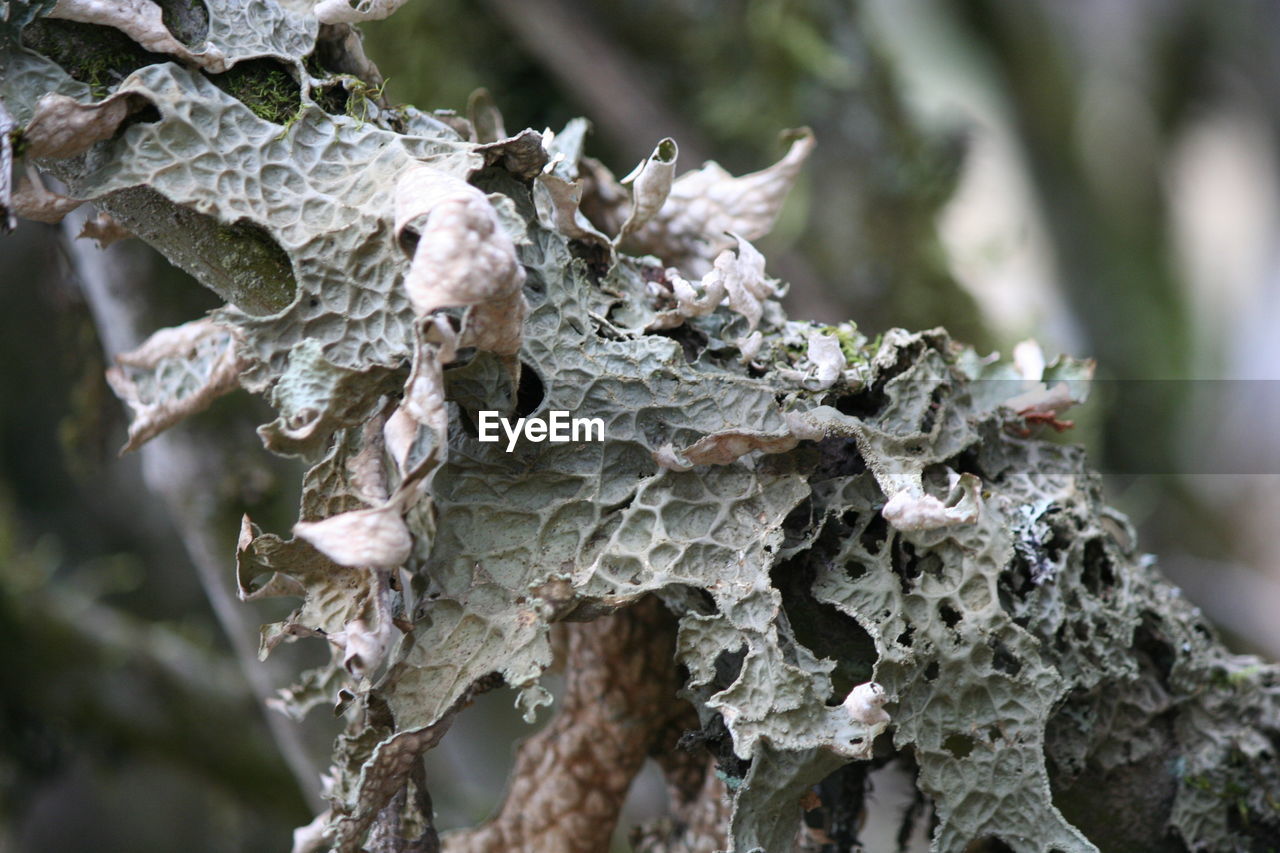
xmin=891 ymin=538 xmax=922 ymax=594
xmin=858 ymin=510 xmax=888 ymax=555
xmin=919 ymin=383 xmax=948 ymax=433
xmin=1081 ymin=537 xmax=1117 ymax=596
xmin=209 ymin=59 xmax=302 ymax=126
xmin=943 ymin=733 xmax=974 ymax=759
xmin=21 ymin=19 xmax=169 ymax=98
xmin=780 ymin=497 xmax=814 ymax=551
xmin=650 ymin=323 xmax=708 ymax=365
xmin=309 ymin=79 xmax=353 ymax=117
xmin=810 ymin=436 xmax=866 ymax=482
xmin=805 ymin=762 xmax=870 ymax=852
xmin=834 ymin=381 xmax=888 ymax=419
xmin=513 ymin=362 xmax=545 ymax=417
xmin=678 ymin=710 xmax=750 ymax=784
xmin=988 ymin=637 xmax=1022 ymax=676
xmin=772 ymin=551 xmax=877 ymax=699
xmin=1134 ymin=615 xmax=1176 ymax=686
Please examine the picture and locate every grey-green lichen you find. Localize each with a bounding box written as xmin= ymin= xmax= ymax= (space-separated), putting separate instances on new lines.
xmin=3 ymin=2 xmax=1280 ymax=852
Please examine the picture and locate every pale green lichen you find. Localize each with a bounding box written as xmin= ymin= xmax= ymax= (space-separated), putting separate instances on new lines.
xmin=4 ymin=3 xmax=1280 ymax=852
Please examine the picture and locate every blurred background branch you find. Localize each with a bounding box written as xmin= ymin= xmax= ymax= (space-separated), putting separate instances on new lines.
xmin=2 ymin=0 xmax=1278 ymax=849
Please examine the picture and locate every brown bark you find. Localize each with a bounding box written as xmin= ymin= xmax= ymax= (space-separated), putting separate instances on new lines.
xmin=443 ymin=597 xmax=699 ymax=853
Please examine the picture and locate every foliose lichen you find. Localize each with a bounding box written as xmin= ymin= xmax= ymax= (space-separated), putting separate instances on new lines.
xmin=3 ymin=2 xmax=1279 ymax=851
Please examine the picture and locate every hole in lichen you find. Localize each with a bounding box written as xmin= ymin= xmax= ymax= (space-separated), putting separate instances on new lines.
xmin=891 ymin=539 xmax=922 ymax=594
xmin=919 ymin=552 xmax=945 ymax=581
xmin=969 ymin=838 xmax=1015 ymax=853
xmin=987 ymin=726 xmax=1001 ymax=743
xmin=939 ymin=601 xmax=961 ymax=630
xmin=950 ymin=446 xmax=984 ymax=478
xmin=942 ymin=733 xmax=974 ymax=759
xmin=209 ymin=58 xmax=302 ymax=126
xmin=514 ymin=362 xmax=545 ymax=417
xmin=919 ymin=383 xmax=947 ymax=432
xmin=420 ymin=678 xmax=541 ymax=833
xmin=834 ymin=383 xmax=888 ymax=419
xmin=897 ymin=626 xmax=914 ymax=648
xmin=924 ymin=661 xmax=939 ymax=682
xmin=772 ymin=550 xmax=878 ymax=699
xmin=781 ymin=498 xmax=814 ymax=551
xmin=988 ymin=638 xmax=1022 ymax=676
xmin=1040 ymin=506 xmax=1074 ymax=565
xmin=711 ymin=646 xmax=746 ymax=691
xmin=310 ymin=81 xmax=352 ymax=117
xmin=811 ymin=436 xmax=866 ymax=480
xmin=1134 ymin=615 xmax=1176 ymax=685
xmin=1081 ymin=538 xmax=1115 ymax=596
xmin=998 ymin=551 xmax=1034 ymax=612
xmin=859 ymin=511 xmax=889 ymax=555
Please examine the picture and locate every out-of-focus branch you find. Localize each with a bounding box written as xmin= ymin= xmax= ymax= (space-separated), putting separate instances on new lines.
xmin=59 ymin=208 xmax=324 ymax=811
xmin=483 ymin=0 xmax=709 ymax=165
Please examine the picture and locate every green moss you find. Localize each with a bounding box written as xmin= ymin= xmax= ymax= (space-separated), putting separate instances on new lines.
xmin=1227 ymin=663 xmax=1266 ymax=686
xmin=209 ymin=59 xmax=301 ymax=126
xmin=21 ymin=19 xmax=167 ymax=98
xmin=818 ymin=322 xmax=869 ymax=364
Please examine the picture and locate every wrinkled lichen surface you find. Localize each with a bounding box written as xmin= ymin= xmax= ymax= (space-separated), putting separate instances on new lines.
xmin=4 ymin=2 xmax=1280 ymax=851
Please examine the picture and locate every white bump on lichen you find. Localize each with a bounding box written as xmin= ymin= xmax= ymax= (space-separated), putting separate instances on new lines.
xmin=881 ymin=470 xmax=982 ymax=531
xmin=842 ymin=681 xmax=890 ymax=726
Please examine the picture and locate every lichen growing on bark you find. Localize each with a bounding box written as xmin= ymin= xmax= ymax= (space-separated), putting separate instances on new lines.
xmin=4 ymin=2 xmax=1280 ymax=851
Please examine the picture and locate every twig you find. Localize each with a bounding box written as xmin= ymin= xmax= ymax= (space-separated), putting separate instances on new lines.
xmin=483 ymin=0 xmax=710 ymax=165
